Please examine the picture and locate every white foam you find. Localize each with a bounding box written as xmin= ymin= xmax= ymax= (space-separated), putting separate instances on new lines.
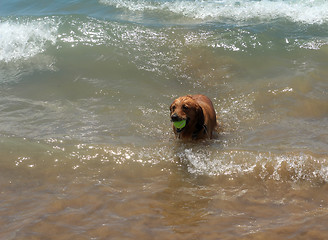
xmin=177 ymin=148 xmax=328 ymax=182
xmin=100 ymin=0 xmax=328 ymax=24
xmin=0 ymin=18 xmax=58 ymax=62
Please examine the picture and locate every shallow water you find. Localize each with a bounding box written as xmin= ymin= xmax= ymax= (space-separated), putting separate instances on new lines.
xmin=1 ymin=0 xmax=328 ymax=239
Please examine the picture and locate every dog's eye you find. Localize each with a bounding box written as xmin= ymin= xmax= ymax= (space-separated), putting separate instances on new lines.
xmin=182 ymin=105 xmax=188 ymax=110
xmin=171 ymin=106 xmax=176 ymax=112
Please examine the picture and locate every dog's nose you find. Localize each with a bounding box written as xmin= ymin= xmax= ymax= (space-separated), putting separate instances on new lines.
xmin=171 ymin=113 xmax=180 ymax=122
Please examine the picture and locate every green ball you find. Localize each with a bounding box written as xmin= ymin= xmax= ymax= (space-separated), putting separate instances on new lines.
xmin=173 ymin=120 xmax=186 ymax=129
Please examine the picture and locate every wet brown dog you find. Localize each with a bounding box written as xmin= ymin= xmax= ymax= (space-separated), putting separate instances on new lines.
xmin=170 ymin=94 xmax=218 ymax=140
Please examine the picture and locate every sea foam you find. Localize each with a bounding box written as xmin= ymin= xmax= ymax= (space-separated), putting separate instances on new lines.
xmin=100 ymin=0 xmax=328 ymax=24
xmin=0 ymin=18 xmax=58 ymax=62
xmin=177 ymin=148 xmax=328 ymax=182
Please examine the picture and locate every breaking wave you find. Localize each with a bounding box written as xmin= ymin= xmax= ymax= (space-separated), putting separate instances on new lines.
xmin=0 ymin=17 xmax=58 ymax=62
xmin=100 ymin=0 xmax=328 ymax=24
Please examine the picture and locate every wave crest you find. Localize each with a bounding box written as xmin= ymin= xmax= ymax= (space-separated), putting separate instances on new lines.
xmin=100 ymin=0 xmax=328 ymax=24
xmin=0 ymin=17 xmax=58 ymax=62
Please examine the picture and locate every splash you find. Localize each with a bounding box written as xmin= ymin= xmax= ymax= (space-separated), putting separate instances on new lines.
xmin=0 ymin=17 xmax=58 ymax=62
xmin=177 ymin=148 xmax=328 ymax=182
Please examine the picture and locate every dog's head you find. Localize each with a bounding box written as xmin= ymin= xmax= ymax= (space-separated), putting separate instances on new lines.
xmin=170 ymin=95 xmax=204 ymax=133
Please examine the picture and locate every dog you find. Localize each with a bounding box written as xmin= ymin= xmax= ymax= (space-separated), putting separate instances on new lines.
xmin=170 ymin=94 xmax=218 ymax=140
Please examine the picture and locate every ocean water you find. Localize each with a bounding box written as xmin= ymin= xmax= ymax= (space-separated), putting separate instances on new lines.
xmin=1 ymin=0 xmax=328 ymax=239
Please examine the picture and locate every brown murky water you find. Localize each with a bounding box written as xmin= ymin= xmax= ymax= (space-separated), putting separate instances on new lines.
xmin=1 ymin=142 xmax=328 ymax=239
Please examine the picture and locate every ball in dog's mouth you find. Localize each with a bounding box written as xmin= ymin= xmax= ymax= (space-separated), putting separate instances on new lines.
xmin=173 ymin=119 xmax=186 ymax=130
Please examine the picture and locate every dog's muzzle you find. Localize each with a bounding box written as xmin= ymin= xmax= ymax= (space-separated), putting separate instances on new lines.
xmin=170 ymin=113 xmax=181 ymax=122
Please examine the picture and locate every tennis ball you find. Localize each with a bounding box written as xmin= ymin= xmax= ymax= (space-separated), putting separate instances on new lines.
xmin=173 ymin=120 xmax=186 ymax=129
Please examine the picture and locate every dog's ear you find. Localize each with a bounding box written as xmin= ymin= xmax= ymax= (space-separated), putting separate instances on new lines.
xmin=195 ymin=104 xmax=204 ymax=129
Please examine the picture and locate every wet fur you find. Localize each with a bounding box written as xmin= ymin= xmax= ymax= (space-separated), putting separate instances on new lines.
xmin=170 ymin=95 xmax=218 ymax=140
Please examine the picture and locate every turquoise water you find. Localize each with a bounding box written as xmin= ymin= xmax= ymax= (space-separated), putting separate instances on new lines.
xmin=1 ymin=0 xmax=328 ymax=239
